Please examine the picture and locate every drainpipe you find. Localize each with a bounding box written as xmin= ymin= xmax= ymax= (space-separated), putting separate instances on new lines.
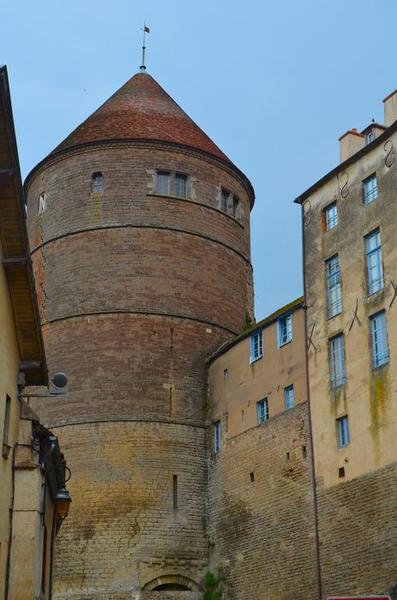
xmin=301 ymin=201 xmax=323 ymax=600
xmin=4 ymin=443 xmax=16 ymax=600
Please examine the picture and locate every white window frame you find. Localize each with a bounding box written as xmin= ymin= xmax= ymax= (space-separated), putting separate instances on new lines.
xmin=337 ymin=415 xmax=350 ymax=448
xmin=365 ymin=229 xmax=384 ymax=295
xmin=278 ymin=313 xmax=292 ymax=347
xmin=256 ymin=398 xmax=269 ymax=424
xmin=363 ymin=173 xmax=378 ymax=205
xmin=326 ymin=255 xmax=342 ymax=318
xmin=284 ymin=385 xmax=295 ymax=410
xmin=250 ymin=330 xmax=263 ymax=363
xmin=214 ymin=420 xmax=221 ymax=453
xmin=329 ymin=334 xmax=346 ymax=389
xmin=370 ymin=311 xmax=389 ymax=368
xmin=156 ymin=171 xmax=171 ymax=195
xmin=325 ymin=202 xmax=338 ymax=230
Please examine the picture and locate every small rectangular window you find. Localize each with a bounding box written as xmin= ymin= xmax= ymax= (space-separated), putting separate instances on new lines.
xmin=220 ymin=189 xmax=229 ymax=213
xmin=326 ymin=255 xmax=342 ymax=318
xmin=214 ymin=421 xmax=221 ymax=453
xmin=365 ymin=229 xmax=384 ymax=295
xmin=38 ymin=193 xmax=46 ymax=215
xmin=257 ymin=398 xmax=269 ymax=423
xmin=156 ymin=171 xmax=171 ymax=195
xmin=325 ymin=202 xmax=338 ymax=230
xmin=337 ymin=416 xmax=350 ymax=448
xmin=250 ymin=330 xmax=263 ymax=363
xmin=365 ymin=130 xmax=375 ymax=145
xmin=278 ymin=314 xmax=292 ymax=346
xmin=174 ymin=173 xmax=187 ymax=199
xmin=370 ymin=311 xmax=389 ymax=368
xmin=284 ymin=385 xmax=295 ymax=410
xmin=91 ymin=172 xmax=103 ymax=193
xmin=329 ymin=334 xmax=346 ymax=389
xmin=363 ymin=174 xmax=378 ymax=204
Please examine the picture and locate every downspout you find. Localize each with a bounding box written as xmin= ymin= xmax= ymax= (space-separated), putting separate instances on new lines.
xmin=4 ymin=443 xmax=16 ymax=600
xmin=301 ymin=201 xmax=323 ymax=600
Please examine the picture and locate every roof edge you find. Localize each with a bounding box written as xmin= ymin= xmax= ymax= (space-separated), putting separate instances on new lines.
xmin=207 ymin=296 xmax=305 ymax=365
xmin=295 ymin=118 xmax=397 ymax=204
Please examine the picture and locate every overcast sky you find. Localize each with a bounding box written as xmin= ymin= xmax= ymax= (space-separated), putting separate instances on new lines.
xmin=1 ymin=0 xmax=396 ymax=320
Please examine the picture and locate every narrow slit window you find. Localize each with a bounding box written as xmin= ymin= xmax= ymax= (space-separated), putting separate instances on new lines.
xmin=232 ymin=195 xmax=239 ymax=217
xmin=172 ymin=474 xmax=178 ymax=509
xmin=38 ymin=193 xmax=46 ymax=214
xmin=2 ymin=395 xmax=11 ymax=458
xmin=214 ymin=420 xmax=221 ymax=453
xmin=91 ymin=172 xmax=103 ymax=193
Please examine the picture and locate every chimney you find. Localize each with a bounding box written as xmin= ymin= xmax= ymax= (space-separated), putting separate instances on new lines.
xmin=383 ymin=90 xmax=397 ymax=127
xmin=338 ymin=129 xmax=364 ymax=162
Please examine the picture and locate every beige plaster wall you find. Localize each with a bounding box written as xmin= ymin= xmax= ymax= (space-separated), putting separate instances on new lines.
xmin=0 ymin=241 xmax=22 ymax=600
xmin=209 ymin=306 xmax=306 ymax=439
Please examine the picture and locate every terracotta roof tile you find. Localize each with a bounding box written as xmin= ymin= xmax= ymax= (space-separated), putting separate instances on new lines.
xmin=52 ymin=72 xmax=230 ymax=162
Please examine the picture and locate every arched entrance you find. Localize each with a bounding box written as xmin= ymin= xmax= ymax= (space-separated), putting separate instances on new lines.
xmin=143 ymin=574 xmax=198 ymax=591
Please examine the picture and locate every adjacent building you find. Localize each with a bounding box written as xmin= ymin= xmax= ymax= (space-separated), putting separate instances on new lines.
xmin=0 ymin=65 xmax=70 ymax=600
xmin=296 ymin=90 xmax=397 ymax=598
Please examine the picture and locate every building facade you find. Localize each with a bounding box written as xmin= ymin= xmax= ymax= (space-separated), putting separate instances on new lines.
xmin=0 ymin=65 xmax=70 ymax=600
xmin=297 ymin=91 xmax=397 ymax=598
xmin=24 ymin=71 xmax=254 ymax=598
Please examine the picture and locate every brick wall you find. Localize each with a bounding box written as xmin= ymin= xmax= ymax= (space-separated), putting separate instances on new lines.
xmin=207 ymin=402 xmax=318 ymax=600
xmin=317 ymin=462 xmax=397 ymax=598
xmin=26 ymin=141 xmax=254 ymax=597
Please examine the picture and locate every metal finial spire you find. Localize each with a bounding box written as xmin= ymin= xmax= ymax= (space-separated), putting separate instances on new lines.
xmin=140 ymin=23 xmax=150 ymax=71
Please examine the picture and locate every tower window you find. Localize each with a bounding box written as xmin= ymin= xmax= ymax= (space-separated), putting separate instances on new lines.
xmin=370 ymin=311 xmax=389 ymax=368
xmin=156 ymin=171 xmax=171 ymax=195
xmin=325 ymin=255 xmax=342 ymax=318
xmin=38 ymin=193 xmax=47 ymax=214
xmin=174 ymin=173 xmax=187 ymax=198
xmin=232 ymin=195 xmax=240 ymax=217
xmin=91 ymin=172 xmax=103 ymax=193
xmin=278 ymin=313 xmax=292 ymax=346
xmin=365 ymin=129 xmax=375 ymax=145
xmin=363 ymin=173 xmax=378 ymax=204
xmin=2 ymin=395 xmax=11 ymax=458
xmin=257 ymin=398 xmax=269 ymax=423
xmin=220 ymin=188 xmax=229 ymax=212
xmin=365 ymin=228 xmax=384 ymax=295
xmin=214 ymin=420 xmax=221 ymax=453
xmin=172 ymin=474 xmax=178 ymax=509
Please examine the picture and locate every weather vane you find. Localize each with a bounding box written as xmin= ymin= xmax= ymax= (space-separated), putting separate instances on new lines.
xmin=140 ymin=23 xmax=150 ymax=71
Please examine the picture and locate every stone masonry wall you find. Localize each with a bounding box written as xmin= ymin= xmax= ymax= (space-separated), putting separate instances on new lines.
xmin=207 ymin=402 xmax=318 ymax=600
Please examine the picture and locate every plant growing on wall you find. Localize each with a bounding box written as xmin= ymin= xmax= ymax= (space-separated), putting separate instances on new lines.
xmin=200 ymin=567 xmax=232 ymax=599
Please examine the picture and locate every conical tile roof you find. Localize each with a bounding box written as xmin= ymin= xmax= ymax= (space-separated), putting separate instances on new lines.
xmin=52 ymin=72 xmax=230 ymax=162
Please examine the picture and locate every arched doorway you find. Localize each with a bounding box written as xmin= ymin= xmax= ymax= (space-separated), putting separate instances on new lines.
xmin=143 ymin=574 xmax=198 ymax=591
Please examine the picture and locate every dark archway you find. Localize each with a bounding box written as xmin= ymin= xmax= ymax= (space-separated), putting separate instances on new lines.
xmin=143 ymin=574 xmax=198 ymax=591
xmin=153 ymin=583 xmax=190 ymax=590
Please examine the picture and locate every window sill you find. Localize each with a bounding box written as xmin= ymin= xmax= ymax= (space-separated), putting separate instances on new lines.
xmin=147 ymin=194 xmax=244 ymax=228
xmin=278 ymin=339 xmax=293 ymax=349
xmin=372 ymin=361 xmax=389 ymax=371
xmin=327 ymin=311 xmax=342 ymax=321
xmin=249 ymin=355 xmax=263 ymax=365
xmin=366 ymin=288 xmax=384 ymax=300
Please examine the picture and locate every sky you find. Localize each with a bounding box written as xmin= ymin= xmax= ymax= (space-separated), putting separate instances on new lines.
xmin=1 ymin=0 xmax=396 ymax=320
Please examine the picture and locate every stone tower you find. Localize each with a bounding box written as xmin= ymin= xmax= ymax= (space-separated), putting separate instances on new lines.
xmin=25 ymin=71 xmax=254 ymax=598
